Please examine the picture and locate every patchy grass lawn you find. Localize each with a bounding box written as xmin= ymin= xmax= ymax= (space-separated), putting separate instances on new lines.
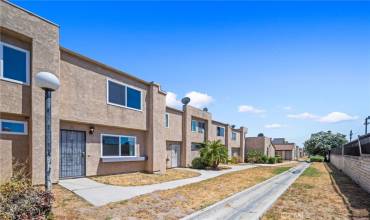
xmin=262 ymin=162 xmax=370 ymax=220
xmin=272 ymin=166 xmax=292 ymax=175
xmin=53 ymin=164 xmax=294 ymax=219
xmin=90 ymin=168 xmax=200 ymax=187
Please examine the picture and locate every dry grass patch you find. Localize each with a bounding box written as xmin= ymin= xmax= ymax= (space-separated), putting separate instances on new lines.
xmin=263 ymin=162 xmax=370 ymax=220
xmin=53 ymin=164 xmax=294 ymax=219
xmin=90 ymin=168 xmax=200 ymax=186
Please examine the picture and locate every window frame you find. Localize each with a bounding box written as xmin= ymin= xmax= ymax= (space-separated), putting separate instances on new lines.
xmin=106 ymin=78 xmax=143 ymax=111
xmin=0 ymin=119 xmax=28 ymax=135
xmin=217 ymin=126 xmax=225 ymax=137
xmin=0 ymin=42 xmax=30 ymax=85
xmin=191 ymin=119 xmax=197 ymax=132
xmin=232 ymin=132 xmax=237 ymax=140
xmin=100 ymin=134 xmax=137 ymax=158
xmin=165 ymin=113 xmax=170 ymax=128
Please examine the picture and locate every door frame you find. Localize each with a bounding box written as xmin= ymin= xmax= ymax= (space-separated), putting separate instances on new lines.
xmin=59 ymin=129 xmax=87 ymax=179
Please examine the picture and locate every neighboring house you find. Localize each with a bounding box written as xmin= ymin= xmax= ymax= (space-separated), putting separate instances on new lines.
xmin=272 ymin=138 xmax=297 ymax=160
xmin=0 ymin=1 xmax=247 ymax=184
xmin=245 ymin=136 xmax=275 ymax=158
xmin=164 ymin=106 xmax=246 ymax=168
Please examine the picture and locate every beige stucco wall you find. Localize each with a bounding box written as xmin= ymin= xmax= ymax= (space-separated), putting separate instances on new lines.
xmin=0 ymin=139 xmax=13 ymax=184
xmin=182 ymin=105 xmax=212 ymax=166
xmin=60 ymin=51 xmax=148 ymax=130
xmin=210 ymin=121 xmax=226 ymax=145
xmin=60 ymin=121 xmax=146 ymax=176
xmin=1 ymin=1 xmax=60 ymax=185
xmin=245 ymin=136 xmax=275 ymax=157
xmin=165 ymin=107 xmax=182 ymax=142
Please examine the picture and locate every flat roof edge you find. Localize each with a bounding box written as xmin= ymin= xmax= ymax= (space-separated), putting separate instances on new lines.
xmin=4 ymin=1 xmax=59 ymax=27
xmin=60 ymin=47 xmax=152 ymax=86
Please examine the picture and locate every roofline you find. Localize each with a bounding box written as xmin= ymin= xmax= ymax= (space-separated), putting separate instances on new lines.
xmin=166 ymin=106 xmax=183 ymax=113
xmin=60 ymin=47 xmax=153 ymax=87
xmin=4 ymin=1 xmax=59 ymax=27
xmin=211 ymin=120 xmax=228 ymax=126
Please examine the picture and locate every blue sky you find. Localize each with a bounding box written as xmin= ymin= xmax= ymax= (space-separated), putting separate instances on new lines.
xmin=14 ymin=1 xmax=370 ymax=146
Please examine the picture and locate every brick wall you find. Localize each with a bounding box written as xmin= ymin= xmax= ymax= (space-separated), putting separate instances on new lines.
xmin=330 ymin=154 xmax=370 ymax=193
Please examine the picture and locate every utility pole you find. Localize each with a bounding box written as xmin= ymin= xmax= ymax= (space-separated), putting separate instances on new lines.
xmin=349 ymin=130 xmax=353 ymax=141
xmin=365 ymin=116 xmax=370 ymax=135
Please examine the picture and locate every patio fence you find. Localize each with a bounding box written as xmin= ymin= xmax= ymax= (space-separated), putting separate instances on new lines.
xmin=330 ymin=134 xmax=370 ymax=193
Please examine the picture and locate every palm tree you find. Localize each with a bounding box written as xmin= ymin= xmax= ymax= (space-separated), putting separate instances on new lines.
xmin=200 ymin=140 xmax=228 ymax=169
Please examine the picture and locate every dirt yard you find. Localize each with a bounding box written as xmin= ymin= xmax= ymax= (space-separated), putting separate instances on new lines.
xmin=53 ymin=165 xmax=294 ymax=219
xmin=262 ymin=162 xmax=370 ymax=220
xmin=90 ymin=168 xmax=200 ymax=186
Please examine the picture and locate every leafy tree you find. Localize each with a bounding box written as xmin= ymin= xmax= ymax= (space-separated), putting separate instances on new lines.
xmin=200 ymin=140 xmax=228 ymax=169
xmin=257 ymin=133 xmax=264 ymax=137
xmin=304 ymin=131 xmax=347 ymax=157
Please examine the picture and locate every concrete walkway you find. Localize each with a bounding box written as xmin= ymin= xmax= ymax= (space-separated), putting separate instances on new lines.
xmin=59 ymin=164 xmax=256 ymax=206
xmin=183 ymin=162 xmax=310 ymax=220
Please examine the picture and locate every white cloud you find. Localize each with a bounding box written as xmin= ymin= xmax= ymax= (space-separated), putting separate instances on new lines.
xmin=166 ymin=92 xmax=182 ymax=109
xmin=238 ymin=105 xmax=266 ymax=114
xmin=265 ymin=123 xmax=285 ymax=129
xmin=185 ymin=91 xmax=214 ymax=108
xmin=318 ymin=112 xmax=358 ymax=123
xmin=287 ymin=112 xmax=318 ymax=120
xmin=287 ymin=111 xmax=358 ymax=123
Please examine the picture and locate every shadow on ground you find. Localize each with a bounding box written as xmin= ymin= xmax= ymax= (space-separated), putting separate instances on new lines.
xmin=325 ymin=163 xmax=370 ymax=219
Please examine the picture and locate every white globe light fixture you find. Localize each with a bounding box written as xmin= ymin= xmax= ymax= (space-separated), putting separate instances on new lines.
xmin=35 ymin=72 xmax=60 ymax=191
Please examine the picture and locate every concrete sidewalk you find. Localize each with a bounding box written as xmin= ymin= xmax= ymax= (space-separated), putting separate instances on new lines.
xmin=59 ymin=164 xmax=256 ymax=206
xmin=182 ymin=162 xmax=310 ymax=220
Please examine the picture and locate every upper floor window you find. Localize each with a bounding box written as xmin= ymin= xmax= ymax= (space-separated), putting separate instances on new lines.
xmin=0 ymin=42 xmax=30 ymax=85
xmin=191 ymin=119 xmax=205 ymax=133
xmin=217 ymin=126 xmax=225 ymax=137
xmin=101 ymin=134 xmax=136 ymax=157
xmin=107 ymin=79 xmax=142 ymax=111
xmin=232 ymin=132 xmax=237 ymax=140
xmin=165 ymin=113 xmax=169 ymax=128
xmin=0 ymin=119 xmax=27 ymax=135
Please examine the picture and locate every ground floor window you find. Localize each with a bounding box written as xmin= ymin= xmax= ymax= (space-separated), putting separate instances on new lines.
xmin=0 ymin=119 xmax=27 ymax=135
xmin=101 ymin=134 xmax=136 ymax=157
xmin=191 ymin=143 xmax=202 ymax=151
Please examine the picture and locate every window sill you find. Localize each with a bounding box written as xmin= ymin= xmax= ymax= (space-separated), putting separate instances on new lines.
xmin=101 ymin=156 xmax=146 ymax=163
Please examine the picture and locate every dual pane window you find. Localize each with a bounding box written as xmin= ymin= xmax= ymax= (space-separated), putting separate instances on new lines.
xmin=107 ymin=79 xmax=142 ymax=111
xmin=165 ymin=113 xmax=169 ymax=128
xmin=0 ymin=42 xmax=30 ymax=85
xmin=217 ymin=127 xmax=225 ymax=137
xmin=0 ymin=119 xmax=27 ymax=135
xmin=232 ymin=132 xmax=237 ymax=140
xmin=102 ymin=135 xmax=136 ymax=157
xmin=191 ymin=120 xmax=205 ymax=133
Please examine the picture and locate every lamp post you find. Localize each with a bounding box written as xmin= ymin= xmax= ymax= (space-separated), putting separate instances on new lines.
xmin=35 ymin=72 xmax=60 ymax=191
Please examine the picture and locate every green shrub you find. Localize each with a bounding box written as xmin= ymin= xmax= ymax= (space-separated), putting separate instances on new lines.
xmin=246 ymin=150 xmax=264 ymax=163
xmin=259 ymin=155 xmax=268 ymax=164
xmin=275 ymin=156 xmax=283 ymax=163
xmin=309 ymin=155 xmax=324 ymax=162
xmin=229 ymin=156 xmax=239 ymax=164
xmin=268 ymin=157 xmax=276 ymax=164
xmin=191 ymin=157 xmax=207 ymax=169
xmin=0 ymin=163 xmax=53 ymax=220
xmin=200 ymin=140 xmax=228 ymax=169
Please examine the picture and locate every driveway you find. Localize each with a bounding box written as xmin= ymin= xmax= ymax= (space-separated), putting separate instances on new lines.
xmin=183 ymin=162 xmax=310 ymax=220
xmin=59 ymin=164 xmax=256 ymax=206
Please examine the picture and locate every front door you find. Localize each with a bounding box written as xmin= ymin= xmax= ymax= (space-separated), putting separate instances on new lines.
xmin=171 ymin=144 xmax=181 ymax=168
xmin=60 ymin=130 xmax=86 ymax=179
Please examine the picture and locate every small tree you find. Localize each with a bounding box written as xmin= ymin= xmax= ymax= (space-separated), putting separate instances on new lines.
xmin=304 ymin=131 xmax=347 ymax=157
xmin=257 ymin=133 xmax=264 ymax=137
xmin=200 ymin=140 xmax=228 ymax=169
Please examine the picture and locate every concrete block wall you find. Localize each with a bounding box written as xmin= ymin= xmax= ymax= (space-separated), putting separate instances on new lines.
xmin=330 ymin=154 xmax=370 ymax=194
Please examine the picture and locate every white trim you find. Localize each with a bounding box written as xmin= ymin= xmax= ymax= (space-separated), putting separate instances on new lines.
xmin=0 ymin=42 xmax=30 ymax=86
xmin=0 ymin=119 xmax=28 ymax=135
xmin=100 ymin=133 xmax=138 ymax=158
xmin=165 ymin=113 xmax=170 ymax=128
xmin=101 ymin=156 xmax=146 ymax=163
xmin=106 ymin=78 xmax=143 ymax=112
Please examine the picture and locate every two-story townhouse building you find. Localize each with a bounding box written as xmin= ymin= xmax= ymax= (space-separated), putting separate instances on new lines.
xmin=0 ymin=1 xmax=166 ymax=184
xmin=245 ymin=136 xmax=276 ymax=158
xmin=0 ymin=1 xmax=247 ymax=184
xmin=164 ymin=105 xmax=246 ymax=168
